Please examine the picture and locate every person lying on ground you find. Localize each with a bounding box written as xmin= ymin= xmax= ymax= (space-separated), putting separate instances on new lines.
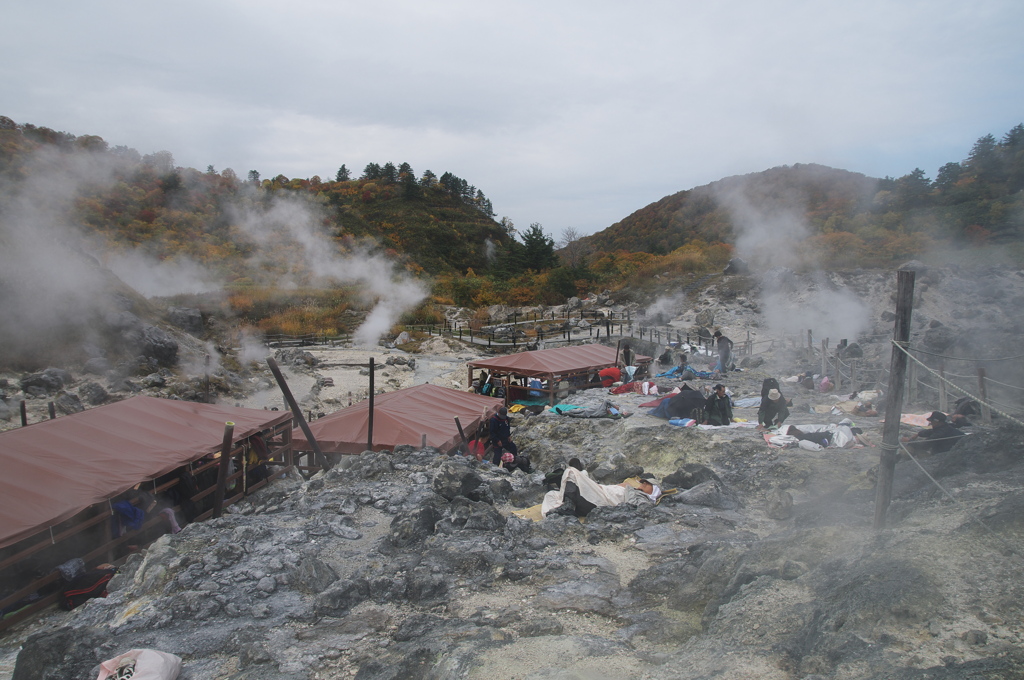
xmin=949 ymin=413 xmax=972 ymax=428
xmin=901 ymin=410 xmax=965 ymax=455
xmin=541 ymin=467 xmax=661 ymax=518
xmin=703 ymin=383 xmax=734 ymax=426
xmin=757 ymin=389 xmax=790 ymax=430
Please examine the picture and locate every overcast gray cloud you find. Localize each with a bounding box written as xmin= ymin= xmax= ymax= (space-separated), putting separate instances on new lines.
xmin=2 ymin=0 xmax=1022 ymax=235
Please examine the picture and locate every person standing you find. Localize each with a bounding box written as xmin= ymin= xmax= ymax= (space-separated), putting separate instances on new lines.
xmin=488 ymin=407 xmax=518 ymax=464
xmin=620 ymin=343 xmax=635 ymax=369
xmin=703 ymin=383 xmax=734 ymax=426
xmin=713 ymin=331 xmax=733 ymax=373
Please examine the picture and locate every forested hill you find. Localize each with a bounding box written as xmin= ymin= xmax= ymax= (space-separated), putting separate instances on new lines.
xmin=0 ymin=116 xmax=509 ymax=280
xmin=586 ymin=164 xmax=878 ymax=255
xmin=584 ymin=126 xmax=1024 ymax=265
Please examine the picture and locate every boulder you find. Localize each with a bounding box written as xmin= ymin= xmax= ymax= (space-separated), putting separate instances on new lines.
xmin=431 ymin=460 xmax=484 ymax=501
xmin=54 ymin=392 xmax=84 ymax=415
xmin=13 ymin=626 xmax=110 ymax=680
xmin=82 ymin=357 xmax=111 ymax=375
xmin=167 ymin=307 xmax=204 ymax=334
xmin=723 ymin=257 xmax=749 ymax=275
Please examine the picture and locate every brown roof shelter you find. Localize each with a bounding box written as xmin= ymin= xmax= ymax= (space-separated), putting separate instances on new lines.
xmin=0 ymin=395 xmax=294 ymax=629
xmin=293 ymin=383 xmax=504 ymax=455
xmin=467 ymin=343 xmax=651 ymax=405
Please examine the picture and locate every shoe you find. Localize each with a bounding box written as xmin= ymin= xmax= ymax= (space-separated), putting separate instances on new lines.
xmin=549 ymin=500 xmax=577 ymax=517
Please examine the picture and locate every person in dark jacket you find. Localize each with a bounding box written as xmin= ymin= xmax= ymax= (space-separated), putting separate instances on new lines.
xmin=703 ymin=383 xmax=734 ymax=426
xmin=488 ymin=407 xmax=518 ymax=464
xmin=902 ymin=411 xmax=965 ymax=454
xmin=757 ymin=388 xmax=790 ymax=429
xmin=713 ymin=331 xmax=733 ymax=373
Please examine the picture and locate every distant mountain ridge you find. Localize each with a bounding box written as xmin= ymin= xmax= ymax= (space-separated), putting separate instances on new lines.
xmin=585 ymin=164 xmax=879 ymax=254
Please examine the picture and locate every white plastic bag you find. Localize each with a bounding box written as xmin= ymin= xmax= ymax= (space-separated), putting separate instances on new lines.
xmin=97 ymin=649 xmax=182 ymax=680
xmin=797 ymin=439 xmax=823 ymax=451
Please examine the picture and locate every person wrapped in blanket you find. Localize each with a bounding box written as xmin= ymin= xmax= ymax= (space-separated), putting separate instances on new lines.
xmin=542 ymin=459 xmax=661 ymax=518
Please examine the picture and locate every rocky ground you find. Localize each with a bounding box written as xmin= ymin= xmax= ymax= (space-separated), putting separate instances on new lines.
xmin=3 ymin=263 xmax=1024 ymax=679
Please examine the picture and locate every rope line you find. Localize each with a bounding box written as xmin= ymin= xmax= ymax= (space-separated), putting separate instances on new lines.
xmin=892 ymin=341 xmax=1024 ymax=427
xmin=984 ymin=376 xmax=1024 ymax=392
xmin=906 ymin=346 xmax=1024 ymax=362
xmin=898 ymin=440 xmax=1022 ymax=559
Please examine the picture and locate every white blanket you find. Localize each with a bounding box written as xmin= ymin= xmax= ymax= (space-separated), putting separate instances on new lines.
xmin=780 ymin=423 xmax=857 ymax=448
xmin=541 ymin=468 xmax=631 ymax=517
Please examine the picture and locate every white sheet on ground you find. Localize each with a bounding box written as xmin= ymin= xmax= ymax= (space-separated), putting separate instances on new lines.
xmin=696 ymin=422 xmax=759 ymax=430
xmin=541 ymin=468 xmax=632 ymax=517
xmin=780 ymin=423 xmax=857 ymax=448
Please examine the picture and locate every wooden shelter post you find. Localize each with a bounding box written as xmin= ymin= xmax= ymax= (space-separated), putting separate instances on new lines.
xmin=368 ymin=357 xmax=375 ymax=451
xmin=267 ymin=357 xmax=330 ymax=469
xmin=212 ymin=421 xmax=235 ymax=519
xmin=454 ymin=416 xmax=468 ymax=454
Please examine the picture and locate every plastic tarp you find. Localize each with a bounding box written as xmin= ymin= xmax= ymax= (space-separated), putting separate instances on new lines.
xmin=468 ymin=344 xmax=652 ymax=379
xmin=292 ymin=383 xmax=504 ymax=455
xmin=0 ymin=396 xmax=292 ymax=550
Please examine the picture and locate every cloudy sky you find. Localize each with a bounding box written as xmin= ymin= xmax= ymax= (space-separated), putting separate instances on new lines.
xmin=3 ymin=0 xmax=1022 ymax=236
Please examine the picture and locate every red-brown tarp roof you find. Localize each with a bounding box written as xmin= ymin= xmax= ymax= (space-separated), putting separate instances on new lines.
xmin=0 ymin=395 xmax=291 ymax=550
xmin=467 ymin=343 xmax=651 ymax=379
xmin=293 ymin=383 xmax=504 ymax=455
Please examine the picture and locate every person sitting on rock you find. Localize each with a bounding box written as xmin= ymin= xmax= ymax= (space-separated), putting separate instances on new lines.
xmin=541 ymin=467 xmax=661 ymax=518
xmin=703 ymin=383 xmax=734 ymax=426
xmin=488 ymin=407 xmax=518 ymax=465
xmin=901 ymin=411 xmax=964 ymax=455
xmin=757 ymin=389 xmax=790 ymax=430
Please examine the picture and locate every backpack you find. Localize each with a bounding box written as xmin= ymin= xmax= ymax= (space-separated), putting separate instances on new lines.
xmin=60 ymin=568 xmax=116 ymax=610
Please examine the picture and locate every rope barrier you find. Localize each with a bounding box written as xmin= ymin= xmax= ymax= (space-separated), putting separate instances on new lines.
xmin=892 ymin=341 xmax=1024 ymax=427
xmin=904 ymin=347 xmax=1024 ymax=362
xmin=984 ymin=376 xmax=1024 ymax=392
xmin=898 ymin=440 xmax=1022 ymax=559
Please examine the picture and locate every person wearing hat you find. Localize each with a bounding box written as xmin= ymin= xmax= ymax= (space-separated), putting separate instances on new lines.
xmin=703 ymin=383 xmax=734 ymax=426
xmin=757 ymin=388 xmax=790 ymax=430
xmin=488 ymin=406 xmax=518 ymax=465
xmin=902 ymin=411 xmax=964 ymax=454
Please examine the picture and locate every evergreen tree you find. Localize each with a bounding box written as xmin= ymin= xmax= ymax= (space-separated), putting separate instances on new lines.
xmin=420 ymin=169 xmax=437 ymax=187
xmin=336 ymin=164 xmax=351 ymax=181
xmin=1001 ymin=124 xmax=1024 ymax=192
xmin=894 ymin=168 xmax=932 ymax=210
xmin=362 ymin=162 xmax=382 ymax=180
xmin=966 ymin=133 xmax=1001 ymax=183
xmin=521 ymin=223 xmax=559 ymax=271
xmin=247 ymin=170 xmax=260 ymax=184
xmin=382 ymin=162 xmax=398 ymax=184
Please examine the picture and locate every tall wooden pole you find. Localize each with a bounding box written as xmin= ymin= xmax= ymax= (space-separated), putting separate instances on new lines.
xmin=977 ymin=367 xmax=992 ymax=424
xmin=212 ymin=421 xmax=235 ymax=519
xmin=367 ymin=357 xmax=375 ymax=451
xmin=874 ymin=269 xmax=916 ymax=529
xmin=267 ymin=358 xmax=330 ymax=469
xmin=938 ymin=359 xmax=948 ymax=414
